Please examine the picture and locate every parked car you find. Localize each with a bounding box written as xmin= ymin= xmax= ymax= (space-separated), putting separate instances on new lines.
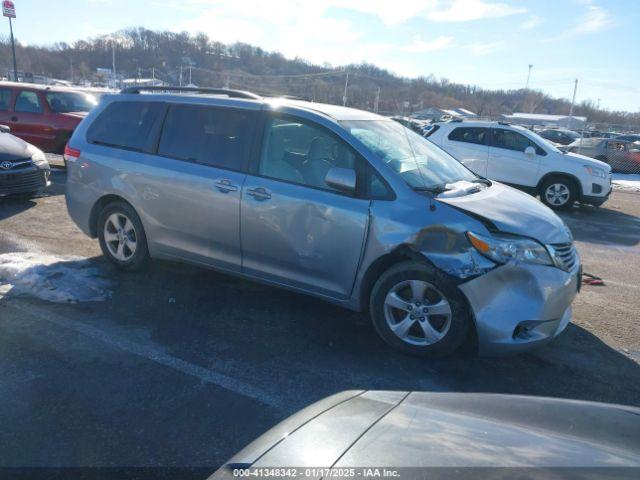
xmin=615 ymin=134 xmax=640 ymax=142
xmin=566 ymin=138 xmax=640 ymax=173
xmin=65 ymin=87 xmax=582 ymax=357
xmin=212 ymin=391 xmax=640 ymax=478
xmin=0 ymin=81 xmax=97 ymax=153
xmin=427 ymin=121 xmax=611 ymax=209
xmin=537 ymin=128 xmax=581 ymax=145
xmin=0 ymin=124 xmax=50 ymax=198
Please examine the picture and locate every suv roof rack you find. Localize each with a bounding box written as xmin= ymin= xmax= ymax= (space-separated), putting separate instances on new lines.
xmin=119 ymin=86 xmax=262 ymax=100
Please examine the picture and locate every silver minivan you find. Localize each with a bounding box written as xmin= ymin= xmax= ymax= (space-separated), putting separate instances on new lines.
xmin=65 ymin=87 xmax=581 ymax=357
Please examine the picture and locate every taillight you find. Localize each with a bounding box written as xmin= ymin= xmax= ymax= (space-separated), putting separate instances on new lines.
xmin=63 ymin=143 xmax=81 ymax=163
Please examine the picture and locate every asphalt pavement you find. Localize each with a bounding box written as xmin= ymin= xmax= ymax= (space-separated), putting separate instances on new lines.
xmin=1 ymin=165 xmax=639 ymax=472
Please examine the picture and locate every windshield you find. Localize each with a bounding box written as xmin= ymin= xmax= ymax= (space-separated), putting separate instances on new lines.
xmin=45 ymin=91 xmax=97 ymax=113
xmin=341 ymin=119 xmax=477 ymax=189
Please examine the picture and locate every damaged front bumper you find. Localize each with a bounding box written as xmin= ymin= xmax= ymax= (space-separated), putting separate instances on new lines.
xmin=459 ymin=260 xmax=581 ymax=356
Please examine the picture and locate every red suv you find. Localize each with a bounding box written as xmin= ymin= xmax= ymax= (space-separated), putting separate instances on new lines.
xmin=0 ymin=81 xmax=97 ymax=153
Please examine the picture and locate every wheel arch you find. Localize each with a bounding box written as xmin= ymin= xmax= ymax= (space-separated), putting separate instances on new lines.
xmin=536 ymin=171 xmax=583 ymax=198
xmin=89 ymin=194 xmax=138 ymax=238
xmin=358 ymin=245 xmax=438 ymax=313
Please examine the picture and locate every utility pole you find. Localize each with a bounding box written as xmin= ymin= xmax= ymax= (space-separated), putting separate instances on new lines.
xmin=151 ymin=66 xmax=155 ymax=82
xmin=342 ymin=71 xmax=349 ymax=107
xmin=188 ymin=65 xmax=192 ymax=85
xmin=69 ymin=56 xmax=74 ymax=84
xmin=568 ymin=78 xmax=578 ymax=128
xmin=374 ymin=86 xmax=380 ymax=113
xmin=179 ymin=65 xmax=183 ymax=87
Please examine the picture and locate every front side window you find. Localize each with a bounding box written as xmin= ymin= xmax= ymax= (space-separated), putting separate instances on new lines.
xmin=15 ymin=91 xmax=43 ymax=113
xmin=158 ymin=105 xmax=257 ymax=171
xmin=0 ymin=88 xmax=11 ymax=111
xmin=448 ymin=127 xmax=487 ymax=145
xmin=87 ymin=101 xmax=163 ymax=151
xmin=260 ymin=117 xmax=358 ymax=192
xmin=341 ymin=119 xmax=477 ymax=190
xmin=492 ymin=128 xmax=546 ymax=155
xmin=45 ymin=91 xmax=97 ymax=113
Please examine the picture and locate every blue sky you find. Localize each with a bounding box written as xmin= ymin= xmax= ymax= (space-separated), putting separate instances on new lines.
xmin=7 ymin=0 xmax=640 ymax=111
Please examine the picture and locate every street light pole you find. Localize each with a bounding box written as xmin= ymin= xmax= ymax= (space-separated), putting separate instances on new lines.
xmin=342 ymin=71 xmax=349 ymax=107
xmin=525 ymin=64 xmax=533 ymax=90
xmin=568 ymin=78 xmax=578 ymax=128
xmin=524 ymin=64 xmax=533 ymax=113
xmin=8 ymin=16 xmax=17 ymax=81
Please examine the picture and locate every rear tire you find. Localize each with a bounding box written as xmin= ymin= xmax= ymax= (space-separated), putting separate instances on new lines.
xmin=369 ymin=261 xmax=471 ymax=357
xmin=539 ymin=176 xmax=578 ymax=210
xmin=97 ymin=201 xmax=149 ymax=271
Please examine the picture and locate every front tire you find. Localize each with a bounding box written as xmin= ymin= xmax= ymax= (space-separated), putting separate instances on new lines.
xmin=369 ymin=261 xmax=471 ymax=357
xmin=97 ymin=201 xmax=149 ymax=271
xmin=539 ymin=176 xmax=578 ymax=210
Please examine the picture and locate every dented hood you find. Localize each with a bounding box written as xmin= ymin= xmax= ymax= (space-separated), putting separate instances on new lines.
xmin=437 ymin=182 xmax=571 ymax=244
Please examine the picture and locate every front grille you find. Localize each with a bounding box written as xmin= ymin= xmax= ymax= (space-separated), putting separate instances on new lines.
xmin=0 ymin=169 xmax=46 ymax=195
xmin=0 ymin=158 xmax=33 ymax=171
xmin=549 ymin=242 xmax=578 ymax=271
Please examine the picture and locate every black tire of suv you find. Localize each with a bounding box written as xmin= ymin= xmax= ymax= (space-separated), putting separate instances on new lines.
xmin=369 ymin=261 xmax=471 ymax=358
xmin=539 ymin=176 xmax=578 ymax=210
xmin=97 ymin=201 xmax=150 ymax=271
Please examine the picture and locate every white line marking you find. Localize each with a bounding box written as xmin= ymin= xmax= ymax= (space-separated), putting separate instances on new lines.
xmin=5 ymin=301 xmax=281 ymax=408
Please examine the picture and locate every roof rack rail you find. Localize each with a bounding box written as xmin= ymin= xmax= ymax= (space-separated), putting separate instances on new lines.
xmin=497 ymin=121 xmax=511 ymax=125
xmin=119 ymin=86 xmax=261 ymax=99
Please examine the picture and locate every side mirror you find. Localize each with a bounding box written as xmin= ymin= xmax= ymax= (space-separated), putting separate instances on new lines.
xmin=524 ymin=146 xmax=536 ymax=156
xmin=0 ymin=124 xmax=10 ymax=133
xmin=325 ymin=167 xmax=357 ymax=193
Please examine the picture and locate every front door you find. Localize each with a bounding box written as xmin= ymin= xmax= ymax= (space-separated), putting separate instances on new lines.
xmin=10 ymin=90 xmax=56 ymax=151
xmin=487 ymin=128 xmax=541 ymax=187
xmin=240 ymin=115 xmax=370 ymax=299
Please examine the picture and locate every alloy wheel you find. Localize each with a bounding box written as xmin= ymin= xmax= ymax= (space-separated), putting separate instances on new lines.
xmin=544 ymin=183 xmax=570 ymax=206
xmin=383 ymin=280 xmax=452 ymax=346
xmin=103 ymin=213 xmax=138 ymax=261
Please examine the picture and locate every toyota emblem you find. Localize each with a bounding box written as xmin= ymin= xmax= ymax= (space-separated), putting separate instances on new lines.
xmin=0 ymin=161 xmax=12 ymax=170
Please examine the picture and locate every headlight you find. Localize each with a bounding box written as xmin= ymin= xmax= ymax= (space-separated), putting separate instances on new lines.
xmin=584 ymin=165 xmax=606 ymax=178
xmin=29 ymin=146 xmax=49 ymax=167
xmin=467 ymin=231 xmax=553 ymax=266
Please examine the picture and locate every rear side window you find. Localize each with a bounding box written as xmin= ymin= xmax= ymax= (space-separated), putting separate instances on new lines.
xmin=87 ymin=101 xmax=163 ymax=151
xmin=157 ymin=104 xmax=257 ymax=171
xmin=0 ymin=88 xmax=11 ymax=111
xmin=15 ymin=91 xmax=43 ymax=113
xmin=448 ymin=127 xmax=487 ymax=145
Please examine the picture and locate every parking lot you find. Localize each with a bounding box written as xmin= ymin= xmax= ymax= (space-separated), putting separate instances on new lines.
xmin=1 ymin=160 xmax=639 ymax=470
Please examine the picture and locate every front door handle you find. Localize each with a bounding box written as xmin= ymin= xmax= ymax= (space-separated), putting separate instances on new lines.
xmin=10 ymin=116 xmax=17 ymax=122
xmin=214 ymin=179 xmax=238 ymax=193
xmin=246 ymin=187 xmax=271 ymax=201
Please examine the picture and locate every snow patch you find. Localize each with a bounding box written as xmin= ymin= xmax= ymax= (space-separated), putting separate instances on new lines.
xmin=0 ymin=253 xmax=113 ymax=303
xmin=438 ymin=180 xmax=483 ymax=198
xmin=612 ymin=174 xmax=640 ymax=193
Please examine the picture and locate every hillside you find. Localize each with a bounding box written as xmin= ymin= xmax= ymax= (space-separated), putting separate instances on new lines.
xmin=1 ymin=27 xmax=637 ymax=127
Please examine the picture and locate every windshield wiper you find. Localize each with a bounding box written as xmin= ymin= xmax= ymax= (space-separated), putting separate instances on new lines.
xmin=413 ymin=184 xmax=448 ymax=194
xmin=472 ymin=178 xmax=491 ymax=186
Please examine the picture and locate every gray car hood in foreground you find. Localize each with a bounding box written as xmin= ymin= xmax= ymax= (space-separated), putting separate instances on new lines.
xmin=0 ymin=131 xmax=33 ymax=160
xmin=437 ymin=182 xmax=570 ymax=244
xmin=214 ymin=391 xmax=640 ymax=476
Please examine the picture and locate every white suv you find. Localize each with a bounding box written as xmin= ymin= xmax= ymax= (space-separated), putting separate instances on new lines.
xmin=427 ymin=121 xmax=612 ymax=209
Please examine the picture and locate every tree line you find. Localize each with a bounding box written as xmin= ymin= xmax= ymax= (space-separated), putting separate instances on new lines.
xmin=0 ymin=27 xmax=637 ymax=128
